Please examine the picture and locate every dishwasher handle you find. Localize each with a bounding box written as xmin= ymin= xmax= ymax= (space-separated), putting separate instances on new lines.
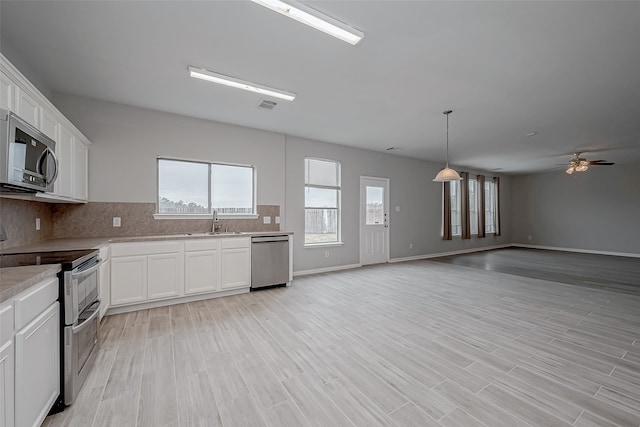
xmin=251 ymin=236 xmax=289 ymax=243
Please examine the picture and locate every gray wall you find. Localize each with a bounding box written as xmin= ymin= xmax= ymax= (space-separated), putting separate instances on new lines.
xmin=53 ymin=93 xmax=287 ymax=210
xmin=511 ymin=163 xmax=640 ymax=255
xmin=54 ymin=93 xmax=511 ymax=273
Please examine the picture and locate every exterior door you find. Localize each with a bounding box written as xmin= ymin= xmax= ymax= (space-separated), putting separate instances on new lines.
xmin=360 ymin=176 xmax=389 ymax=265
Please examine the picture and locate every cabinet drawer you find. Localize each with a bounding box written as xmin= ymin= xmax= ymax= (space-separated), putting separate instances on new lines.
xmin=0 ymin=304 xmax=14 ymax=343
xmin=111 ymin=241 xmax=182 ymax=257
xmin=220 ymin=237 xmax=250 ymax=249
xmin=14 ymin=277 xmax=58 ymax=330
xmin=185 ymin=239 xmax=219 ymax=252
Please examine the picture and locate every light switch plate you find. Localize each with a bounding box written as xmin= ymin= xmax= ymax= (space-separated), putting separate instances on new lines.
xmin=113 ymin=217 xmax=121 ymax=227
xmin=263 ymin=216 xmax=271 ymax=224
xmin=395 ymin=206 xmax=400 ymax=212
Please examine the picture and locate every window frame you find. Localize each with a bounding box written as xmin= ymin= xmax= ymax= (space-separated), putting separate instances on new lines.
xmin=484 ymin=179 xmax=496 ymax=234
xmin=304 ymin=157 xmax=342 ymax=247
xmin=154 ymin=156 xmax=257 ymax=219
xmin=469 ymin=178 xmax=479 ymax=235
xmin=448 ymin=175 xmax=497 ymax=237
xmin=450 ymin=180 xmax=462 ymax=237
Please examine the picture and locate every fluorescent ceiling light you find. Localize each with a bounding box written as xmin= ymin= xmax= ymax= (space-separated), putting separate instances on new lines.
xmin=251 ymin=0 xmax=364 ymax=45
xmin=188 ymin=66 xmax=296 ymax=101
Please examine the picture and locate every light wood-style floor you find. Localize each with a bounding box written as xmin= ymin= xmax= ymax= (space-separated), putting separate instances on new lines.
xmin=44 ymin=250 xmax=640 ymax=427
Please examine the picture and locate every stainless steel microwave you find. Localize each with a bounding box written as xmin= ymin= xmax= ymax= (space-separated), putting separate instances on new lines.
xmin=0 ymin=109 xmax=58 ymax=193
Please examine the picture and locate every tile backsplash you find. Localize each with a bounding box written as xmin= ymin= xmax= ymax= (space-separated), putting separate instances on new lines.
xmin=0 ymin=199 xmax=280 ymax=251
xmin=0 ymin=198 xmax=55 ymax=251
xmin=52 ymin=202 xmax=281 ymax=238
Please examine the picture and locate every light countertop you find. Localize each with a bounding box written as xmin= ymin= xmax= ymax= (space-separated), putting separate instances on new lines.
xmin=1 ymin=231 xmax=294 ymax=255
xmin=0 ymin=264 xmax=61 ymax=304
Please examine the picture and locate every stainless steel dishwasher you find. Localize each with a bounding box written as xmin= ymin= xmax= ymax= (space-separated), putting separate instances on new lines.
xmin=251 ymin=235 xmax=289 ymax=289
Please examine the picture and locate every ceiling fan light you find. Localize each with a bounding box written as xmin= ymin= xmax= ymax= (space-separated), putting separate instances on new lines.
xmin=576 ymin=164 xmax=588 ymax=172
xmin=566 ymin=167 xmax=575 ymax=174
xmin=433 ymin=167 xmax=463 ymax=182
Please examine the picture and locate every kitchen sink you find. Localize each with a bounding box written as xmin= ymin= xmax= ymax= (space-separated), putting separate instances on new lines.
xmin=183 ymin=231 xmax=247 ymax=236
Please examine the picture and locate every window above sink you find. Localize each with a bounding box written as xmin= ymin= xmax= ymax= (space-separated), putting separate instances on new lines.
xmin=154 ymin=157 xmax=257 ymax=219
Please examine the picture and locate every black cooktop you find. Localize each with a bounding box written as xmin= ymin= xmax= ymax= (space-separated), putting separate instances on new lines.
xmin=0 ymin=249 xmax=98 ymax=269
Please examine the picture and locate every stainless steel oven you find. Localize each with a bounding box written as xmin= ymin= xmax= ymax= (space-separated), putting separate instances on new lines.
xmin=63 ymin=254 xmax=102 ymax=405
xmin=0 ymin=249 xmax=102 ymax=411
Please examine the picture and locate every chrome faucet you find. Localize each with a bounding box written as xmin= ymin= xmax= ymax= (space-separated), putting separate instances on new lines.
xmin=212 ymin=210 xmax=222 ymax=233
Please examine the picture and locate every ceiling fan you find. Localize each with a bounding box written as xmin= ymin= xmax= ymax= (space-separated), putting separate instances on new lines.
xmin=564 ymin=152 xmax=615 ymax=174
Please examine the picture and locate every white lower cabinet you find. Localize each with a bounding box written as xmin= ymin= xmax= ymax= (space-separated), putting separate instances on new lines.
xmin=98 ymin=246 xmax=111 ymax=320
xmin=0 ymin=339 xmax=14 ymax=427
xmin=15 ymin=302 xmax=60 ymax=427
xmin=110 ymin=241 xmax=184 ymax=307
xmin=109 ymin=237 xmax=251 ymax=310
xmin=111 ymin=255 xmax=147 ymax=306
xmin=185 ymin=250 xmax=219 ymax=295
xmin=148 ymin=253 xmax=183 ymax=299
xmin=220 ymin=238 xmax=251 ymax=290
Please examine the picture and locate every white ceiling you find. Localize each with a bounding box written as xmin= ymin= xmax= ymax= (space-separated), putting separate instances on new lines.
xmin=2 ymin=1 xmax=640 ymax=174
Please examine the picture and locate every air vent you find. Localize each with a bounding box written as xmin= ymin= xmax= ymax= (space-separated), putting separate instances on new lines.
xmin=257 ymin=99 xmax=278 ymax=110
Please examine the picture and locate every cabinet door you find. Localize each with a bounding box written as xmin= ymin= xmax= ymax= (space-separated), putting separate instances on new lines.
xmin=184 ymin=250 xmax=219 ymax=295
xmin=0 ymin=71 xmax=14 ymax=111
xmin=40 ymin=109 xmax=60 ymax=142
xmin=54 ymin=125 xmax=74 ymax=198
xmin=0 ymin=340 xmax=14 ymax=427
xmin=111 ymin=256 xmax=147 ymax=306
xmin=148 ymin=253 xmax=183 ymax=300
xmin=98 ymin=259 xmax=110 ymax=320
xmin=220 ymin=248 xmax=251 ymax=290
xmin=73 ymin=140 xmax=88 ymax=201
xmin=15 ymin=87 xmax=40 ymax=129
xmin=15 ymin=302 xmax=59 ymax=427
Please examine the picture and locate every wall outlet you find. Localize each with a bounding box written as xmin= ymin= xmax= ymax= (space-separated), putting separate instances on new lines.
xmin=409 ymin=243 xmax=413 ymax=249
xmin=395 ymin=206 xmax=400 ymax=212
xmin=263 ymin=216 xmax=271 ymax=224
xmin=275 ymin=216 xmax=281 ymax=224
xmin=35 ymin=218 xmax=41 ymax=231
xmin=528 ymin=235 xmax=533 ymax=240
xmin=324 ymin=251 xmax=329 ymax=258
xmin=113 ymin=217 xmax=121 ymax=227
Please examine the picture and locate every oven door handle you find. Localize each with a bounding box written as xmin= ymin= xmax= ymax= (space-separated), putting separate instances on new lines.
xmin=72 ymin=300 xmax=101 ymax=334
xmin=71 ymin=258 xmax=103 ymax=279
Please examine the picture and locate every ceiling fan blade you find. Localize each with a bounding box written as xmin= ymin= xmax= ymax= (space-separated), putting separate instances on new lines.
xmin=589 ymin=162 xmax=615 ymax=165
xmin=588 ymin=160 xmax=605 ymax=163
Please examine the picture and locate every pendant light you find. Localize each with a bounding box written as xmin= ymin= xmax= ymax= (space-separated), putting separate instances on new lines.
xmin=433 ymin=110 xmax=462 ymax=182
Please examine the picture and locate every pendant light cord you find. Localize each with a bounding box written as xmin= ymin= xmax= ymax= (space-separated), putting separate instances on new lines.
xmin=444 ymin=110 xmax=453 ymax=167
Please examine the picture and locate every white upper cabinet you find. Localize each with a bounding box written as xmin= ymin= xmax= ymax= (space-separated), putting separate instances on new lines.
xmin=15 ymin=87 xmax=40 ymax=129
xmin=73 ymin=140 xmax=88 ymax=201
xmin=54 ymin=125 xmax=74 ymax=199
xmin=40 ymin=109 xmax=60 ymax=141
xmin=0 ymin=53 xmax=90 ymax=203
xmin=0 ymin=71 xmax=14 ymax=111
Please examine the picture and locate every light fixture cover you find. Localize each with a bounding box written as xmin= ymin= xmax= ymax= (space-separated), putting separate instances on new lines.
xmin=251 ymin=0 xmax=364 ymax=45
xmin=188 ymin=66 xmax=296 ymax=101
xmin=433 ymin=167 xmax=463 ymax=182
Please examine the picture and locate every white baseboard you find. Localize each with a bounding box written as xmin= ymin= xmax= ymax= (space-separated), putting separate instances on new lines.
xmin=389 ymin=244 xmax=512 ymax=264
xmin=511 ymin=244 xmax=640 ymax=259
xmin=105 ymin=287 xmax=250 ymax=316
xmin=293 ymin=263 xmax=362 ymax=277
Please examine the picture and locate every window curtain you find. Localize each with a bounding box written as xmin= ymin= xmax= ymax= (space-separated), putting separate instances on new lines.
xmin=442 ymin=182 xmax=452 ymax=240
xmin=493 ymin=176 xmax=501 ymax=236
xmin=460 ymin=172 xmax=471 ymax=239
xmin=477 ymin=174 xmax=486 ymax=238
